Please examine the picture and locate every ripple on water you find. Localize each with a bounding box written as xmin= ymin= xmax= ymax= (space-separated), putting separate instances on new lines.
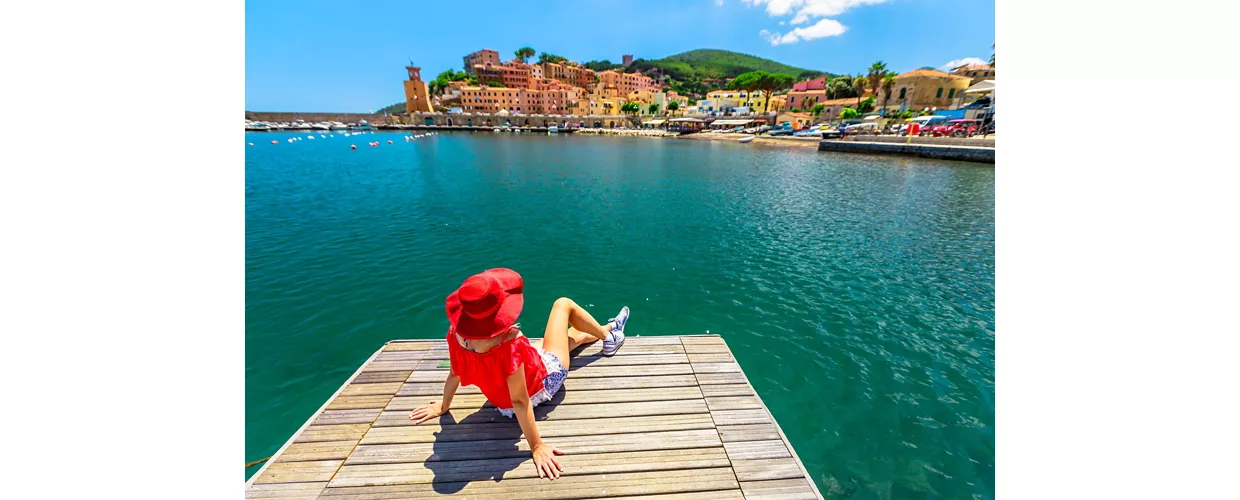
xmin=246 ymin=133 xmax=994 ymax=497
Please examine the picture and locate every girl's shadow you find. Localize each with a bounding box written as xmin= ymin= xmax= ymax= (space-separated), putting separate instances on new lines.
xmin=424 ymin=389 xmax=567 ymax=494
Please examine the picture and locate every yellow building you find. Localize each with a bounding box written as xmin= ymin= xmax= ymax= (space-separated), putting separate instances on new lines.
xmin=890 ymin=69 xmax=972 ymax=111
xmin=950 ymin=64 xmax=995 ymax=85
xmin=703 ymin=90 xmax=776 ymax=114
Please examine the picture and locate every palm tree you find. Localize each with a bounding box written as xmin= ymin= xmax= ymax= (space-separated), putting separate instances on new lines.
xmin=989 ymin=43 xmax=995 ymax=66
xmin=880 ymin=72 xmax=896 ymax=112
xmin=867 ymin=61 xmax=887 ymax=104
xmin=853 ymin=75 xmax=868 ymax=108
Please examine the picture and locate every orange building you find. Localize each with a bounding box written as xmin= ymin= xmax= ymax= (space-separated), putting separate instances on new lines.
xmin=455 ymin=85 xmax=582 ymax=115
xmin=474 ymin=61 xmax=532 ymax=89
xmin=403 ymin=66 xmax=433 ymax=113
xmin=542 ymin=62 xmax=597 ymax=89
xmin=598 ymin=70 xmax=659 ymax=94
xmin=463 ymin=49 xmax=500 ymax=75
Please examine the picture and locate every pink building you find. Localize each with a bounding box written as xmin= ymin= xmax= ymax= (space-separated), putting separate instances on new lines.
xmin=791 ymin=77 xmax=827 ymax=92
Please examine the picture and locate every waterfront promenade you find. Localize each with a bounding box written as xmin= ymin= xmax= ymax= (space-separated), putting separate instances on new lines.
xmin=245 ymin=335 xmax=824 ymax=499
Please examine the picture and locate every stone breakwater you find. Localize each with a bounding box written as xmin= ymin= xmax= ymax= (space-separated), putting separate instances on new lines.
xmin=818 ymin=140 xmax=995 ymax=164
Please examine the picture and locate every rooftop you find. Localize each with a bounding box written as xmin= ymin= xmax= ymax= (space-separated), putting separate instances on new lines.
xmin=895 ymin=68 xmax=972 ymax=80
xmin=245 ymin=335 xmax=824 ymax=499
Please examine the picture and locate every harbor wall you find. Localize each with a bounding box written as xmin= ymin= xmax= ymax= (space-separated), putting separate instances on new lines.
xmin=840 ymin=135 xmax=995 ymax=148
xmin=245 ymin=111 xmax=389 ymax=124
xmin=819 ymin=140 xmax=995 ymax=164
xmin=410 ymin=112 xmax=646 ymax=128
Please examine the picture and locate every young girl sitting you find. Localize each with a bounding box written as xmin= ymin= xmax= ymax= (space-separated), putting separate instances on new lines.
xmin=408 ymin=268 xmax=630 ymax=480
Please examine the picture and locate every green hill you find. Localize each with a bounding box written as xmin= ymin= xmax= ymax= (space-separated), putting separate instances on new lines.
xmin=630 ymin=49 xmax=830 ymax=96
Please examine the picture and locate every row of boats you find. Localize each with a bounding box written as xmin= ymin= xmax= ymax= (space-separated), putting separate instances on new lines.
xmin=245 ymin=119 xmax=372 ymax=132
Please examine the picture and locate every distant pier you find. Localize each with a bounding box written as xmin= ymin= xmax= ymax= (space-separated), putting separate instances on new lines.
xmin=245 ymin=335 xmax=824 ymax=499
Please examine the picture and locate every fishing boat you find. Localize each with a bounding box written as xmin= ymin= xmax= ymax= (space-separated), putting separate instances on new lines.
xmin=738 ymin=136 xmax=755 ymax=143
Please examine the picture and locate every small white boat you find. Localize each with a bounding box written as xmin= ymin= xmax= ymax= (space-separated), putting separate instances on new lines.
xmin=739 ymin=136 xmax=755 ymax=143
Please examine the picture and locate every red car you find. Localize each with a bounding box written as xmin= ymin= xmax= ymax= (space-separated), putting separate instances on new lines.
xmin=931 ymin=119 xmax=981 ymax=137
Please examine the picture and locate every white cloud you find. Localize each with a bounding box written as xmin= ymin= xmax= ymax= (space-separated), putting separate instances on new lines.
xmin=715 ymin=0 xmax=725 ymax=6
xmin=763 ymin=18 xmax=848 ymax=45
xmin=939 ymin=57 xmax=988 ymax=71
xmin=742 ymin=0 xmax=890 ymax=42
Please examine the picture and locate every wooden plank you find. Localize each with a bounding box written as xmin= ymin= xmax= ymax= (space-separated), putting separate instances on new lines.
xmin=731 ymin=457 xmax=806 ymax=482
xmin=360 ymin=414 xmax=718 ymax=445
xmin=339 ymin=382 xmax=404 ymax=397
xmin=409 ymin=353 xmax=691 ymax=371
xmin=320 ymin=466 xmax=740 ymax=499
xmin=679 ymin=335 xmax=725 ymax=345
xmin=682 ymin=343 xmax=732 ymax=354
xmin=716 ymin=424 xmax=781 ymax=443
xmin=386 ymin=386 xmax=704 ymax=411
xmin=705 ymin=396 xmax=763 ymax=411
xmin=576 ymin=342 xmax=686 ymax=356
xmin=295 ymin=424 xmax=371 ymax=444
xmin=406 ymin=362 xmax=694 ymax=383
xmin=710 ymin=409 xmax=772 ymax=426
xmin=595 ymin=492 xmax=744 ymax=500
xmin=373 ymin=351 xmax=425 ymax=361
xmin=276 ymin=440 xmax=359 ymax=462
xmin=688 ymin=353 xmax=735 ymax=364
xmin=699 ymin=384 xmax=755 ymax=398
xmin=723 ymin=440 xmax=792 ymax=461
xmin=330 ymin=447 xmax=731 ymax=487
xmin=327 ymin=395 xmax=395 ymax=411
xmin=373 ymin=399 xmax=709 ymax=427
xmin=363 ymin=360 xmax=424 ymax=373
xmin=694 ymin=372 xmax=749 ymax=385
xmin=252 ymin=459 xmax=345 ymax=484
xmin=245 ymin=482 xmax=328 ymax=499
xmin=351 ymin=371 xmax=411 ymax=385
xmin=313 ymin=409 xmax=383 ymax=426
xmin=346 ymin=428 xmax=723 ymax=465
xmin=691 ymin=362 xmax=743 ymax=374
xmin=382 ymin=341 xmax=435 ymax=351
xmin=739 ymin=478 xmax=818 ymax=500
xmin=397 ymin=374 xmax=702 ymax=397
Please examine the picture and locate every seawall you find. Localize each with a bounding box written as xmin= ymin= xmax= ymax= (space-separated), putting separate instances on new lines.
xmin=819 ymin=140 xmax=995 ymax=164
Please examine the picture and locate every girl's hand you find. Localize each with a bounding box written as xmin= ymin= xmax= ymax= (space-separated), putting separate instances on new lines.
xmin=408 ymin=401 xmax=445 ymax=424
xmin=531 ymin=443 xmax=565 ymax=480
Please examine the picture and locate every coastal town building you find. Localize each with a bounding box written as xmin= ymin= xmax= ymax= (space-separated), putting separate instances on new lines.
xmin=890 ymin=68 xmax=973 ymax=111
xmin=950 ymin=64 xmax=996 ymax=85
xmin=598 ymin=70 xmax=659 ymax=94
xmin=622 ymin=54 xmax=634 ymax=66
xmin=541 ymin=61 xmax=597 ymax=89
xmin=403 ymin=66 xmax=434 ymax=113
xmin=453 ymin=82 xmax=583 ymax=115
xmin=463 ymin=49 xmax=501 ymax=75
xmin=785 ymin=89 xmax=826 ymax=111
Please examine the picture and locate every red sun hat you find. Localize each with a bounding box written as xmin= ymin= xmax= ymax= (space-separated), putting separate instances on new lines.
xmin=446 ymin=268 xmax=525 ymax=340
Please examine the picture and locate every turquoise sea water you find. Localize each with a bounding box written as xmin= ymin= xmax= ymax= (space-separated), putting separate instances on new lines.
xmin=245 ymin=131 xmax=994 ymax=498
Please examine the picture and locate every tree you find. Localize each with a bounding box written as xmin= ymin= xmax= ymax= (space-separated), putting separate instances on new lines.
xmin=880 ymin=72 xmax=897 ymax=111
xmin=485 ymin=81 xmax=505 ymax=88
xmin=867 ymin=61 xmax=887 ymax=105
xmin=810 ymin=103 xmax=825 ymax=119
xmin=839 ymin=107 xmax=860 ymax=120
xmin=990 ymin=43 xmax=995 ymax=66
xmin=853 ymin=75 xmax=868 ymax=108
xmin=857 ymin=97 xmax=875 ymax=114
xmin=620 ymin=101 xmax=641 ymax=115
xmin=515 ymin=47 xmax=535 ymax=63
xmin=648 ymin=103 xmax=660 ymax=115
xmin=667 ymin=100 xmax=680 ymax=116
xmin=538 ymin=52 xmax=567 ymax=64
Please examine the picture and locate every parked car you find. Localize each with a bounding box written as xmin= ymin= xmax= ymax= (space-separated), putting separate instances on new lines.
xmin=931 ymin=119 xmax=981 ymax=137
xmin=899 ymin=115 xmax=949 ymax=136
xmin=845 ymin=122 xmax=882 ymax=135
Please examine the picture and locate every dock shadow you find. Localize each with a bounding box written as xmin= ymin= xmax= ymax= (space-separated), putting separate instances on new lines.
xmin=423 ymin=389 xmax=567 ymax=494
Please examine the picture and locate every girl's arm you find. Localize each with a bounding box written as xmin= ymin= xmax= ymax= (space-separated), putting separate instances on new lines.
xmin=507 ymin=365 xmax=564 ymax=480
xmin=409 ymin=369 xmax=459 ymax=424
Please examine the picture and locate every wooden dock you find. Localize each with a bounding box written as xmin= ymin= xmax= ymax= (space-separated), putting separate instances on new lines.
xmin=245 ymin=335 xmax=824 ymax=499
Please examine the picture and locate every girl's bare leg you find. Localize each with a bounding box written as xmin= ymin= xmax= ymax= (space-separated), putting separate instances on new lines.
xmin=541 ymin=297 xmax=611 ymax=370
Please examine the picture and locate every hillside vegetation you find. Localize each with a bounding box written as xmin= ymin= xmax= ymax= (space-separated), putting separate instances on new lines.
xmin=630 ymin=49 xmax=829 ymax=95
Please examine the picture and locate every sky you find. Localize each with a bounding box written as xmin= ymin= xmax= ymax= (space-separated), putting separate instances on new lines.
xmin=245 ymin=0 xmax=995 ymax=112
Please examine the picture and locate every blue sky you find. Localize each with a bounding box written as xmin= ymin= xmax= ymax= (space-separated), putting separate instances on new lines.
xmin=246 ymin=0 xmax=994 ymax=112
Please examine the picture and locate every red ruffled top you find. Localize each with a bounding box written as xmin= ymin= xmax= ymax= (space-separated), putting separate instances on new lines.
xmin=446 ymin=329 xmax=547 ymax=409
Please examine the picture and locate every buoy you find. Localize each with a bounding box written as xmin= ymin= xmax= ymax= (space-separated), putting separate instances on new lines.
xmin=287 ymin=138 xmax=295 ymax=143
xmin=248 ymin=142 xmax=254 ymax=146
xmin=308 ymin=136 xmax=314 ymax=140
xmin=387 ymin=140 xmax=393 ymax=144
xmin=271 ymin=140 xmax=278 ymax=144
xmin=350 ymin=144 xmax=357 ymax=149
